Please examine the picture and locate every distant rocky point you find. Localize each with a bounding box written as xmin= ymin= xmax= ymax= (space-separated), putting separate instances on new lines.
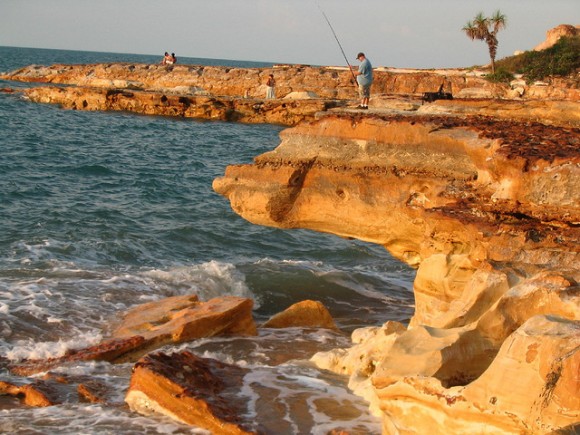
xmin=534 ymin=23 xmax=579 ymax=51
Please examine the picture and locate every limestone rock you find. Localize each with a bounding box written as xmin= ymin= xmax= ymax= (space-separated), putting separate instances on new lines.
xmin=125 ymin=351 xmax=260 ymax=434
xmin=0 ymin=380 xmax=59 ymax=407
xmin=2 ymin=62 xmax=578 ymax=103
xmin=417 ymin=99 xmax=580 ymax=127
xmin=0 ymin=374 xmax=116 ymax=408
xmin=374 ymin=316 xmax=580 ymax=434
xmin=214 ymin=109 xmax=579 ymax=433
xmin=312 ymin=321 xmax=406 ymax=377
xmin=9 ymin=295 xmax=258 ymax=375
xmin=9 ymin=336 xmax=146 ymax=376
xmin=284 ymin=91 xmax=319 ymax=99
xmin=21 ymin=85 xmax=333 ymax=126
xmin=110 ymin=295 xmax=258 ymax=361
xmin=261 ymin=300 xmax=337 ymax=329
xmin=77 ymin=380 xmax=109 ymax=404
xmin=112 ymin=295 xmax=257 ymax=340
xmin=1 ymin=56 xmax=579 ymax=433
xmin=534 ymin=24 xmax=579 ymax=51
xmin=455 ymin=87 xmax=498 ymax=99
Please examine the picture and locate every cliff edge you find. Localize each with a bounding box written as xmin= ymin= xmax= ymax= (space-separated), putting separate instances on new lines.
xmin=213 ymin=110 xmax=579 ymax=433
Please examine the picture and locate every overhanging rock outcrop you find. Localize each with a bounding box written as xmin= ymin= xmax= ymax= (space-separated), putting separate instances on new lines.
xmin=213 ymin=111 xmax=580 ymax=433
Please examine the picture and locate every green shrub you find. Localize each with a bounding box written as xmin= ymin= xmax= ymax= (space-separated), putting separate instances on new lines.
xmin=485 ymin=67 xmax=514 ymax=84
xmin=495 ymin=35 xmax=579 ymax=83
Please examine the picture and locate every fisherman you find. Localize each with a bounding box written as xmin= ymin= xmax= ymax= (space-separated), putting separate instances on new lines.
xmin=352 ymin=52 xmax=373 ymax=109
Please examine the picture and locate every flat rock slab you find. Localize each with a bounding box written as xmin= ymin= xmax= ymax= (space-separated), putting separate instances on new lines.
xmin=9 ymin=336 xmax=146 ymax=376
xmin=111 ymin=294 xmax=257 ymax=342
xmin=126 ymin=350 xmax=261 ymax=434
xmin=9 ymin=296 xmax=257 ymax=375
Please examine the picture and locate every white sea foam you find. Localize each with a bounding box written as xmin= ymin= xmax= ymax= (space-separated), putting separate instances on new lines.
xmin=256 ymin=257 xmax=324 ymax=269
xmin=5 ymin=330 xmax=103 ymax=361
xmin=0 ymin=404 xmax=206 ymax=434
xmin=239 ymin=364 xmax=382 ymax=434
xmin=142 ymin=260 xmax=257 ymax=306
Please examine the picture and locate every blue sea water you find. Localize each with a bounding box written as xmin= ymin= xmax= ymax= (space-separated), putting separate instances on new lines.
xmin=0 ymin=46 xmax=415 ymax=434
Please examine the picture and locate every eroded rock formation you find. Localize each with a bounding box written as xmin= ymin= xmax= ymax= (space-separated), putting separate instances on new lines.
xmin=213 ymin=111 xmax=580 ymax=432
xmin=534 ymin=24 xmax=579 ymax=51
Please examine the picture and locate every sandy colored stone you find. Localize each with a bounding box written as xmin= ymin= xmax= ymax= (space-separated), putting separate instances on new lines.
xmin=112 ymin=294 xmax=257 ymax=341
xmin=373 ymin=316 xmax=580 ymax=434
xmin=261 ymin=300 xmax=337 ymax=329
xmin=0 ymin=380 xmax=59 ymax=407
xmin=10 ymin=296 xmax=258 ymax=376
xmin=126 ymin=351 xmax=260 ymax=434
xmin=534 ymin=24 xmax=579 ymax=51
xmin=21 ymin=85 xmax=334 ymax=126
xmin=417 ymin=98 xmax=580 ymax=127
xmin=77 ymin=381 xmax=109 ymax=404
xmin=214 ymin=111 xmax=579 ymax=434
xmin=9 ymin=336 xmax=146 ymax=376
xmin=2 ymin=52 xmax=579 ymax=433
xmin=2 ymin=62 xmax=578 ymax=104
xmin=284 ymin=90 xmax=319 ymax=99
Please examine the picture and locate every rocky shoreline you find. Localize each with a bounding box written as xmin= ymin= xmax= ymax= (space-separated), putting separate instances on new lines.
xmin=1 ymin=61 xmax=579 ymax=433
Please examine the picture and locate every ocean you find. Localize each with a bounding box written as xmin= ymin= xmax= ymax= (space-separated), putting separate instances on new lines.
xmin=0 ymin=46 xmax=415 ymax=434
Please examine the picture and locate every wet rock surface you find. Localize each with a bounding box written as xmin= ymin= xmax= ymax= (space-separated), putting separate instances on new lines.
xmin=8 ymin=296 xmax=257 ymax=376
xmin=126 ymin=351 xmax=260 ymax=434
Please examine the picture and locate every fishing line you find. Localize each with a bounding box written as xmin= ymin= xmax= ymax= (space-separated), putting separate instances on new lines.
xmin=314 ymin=0 xmax=357 ymax=83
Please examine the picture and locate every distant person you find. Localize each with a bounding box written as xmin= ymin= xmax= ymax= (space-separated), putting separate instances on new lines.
xmin=161 ymin=52 xmax=174 ymax=65
xmin=352 ymin=52 xmax=373 ymax=109
xmin=171 ymin=53 xmax=177 ymax=64
xmin=265 ymin=73 xmax=276 ymax=99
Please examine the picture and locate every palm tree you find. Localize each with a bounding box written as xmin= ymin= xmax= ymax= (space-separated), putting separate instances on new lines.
xmin=462 ymin=10 xmax=507 ymax=74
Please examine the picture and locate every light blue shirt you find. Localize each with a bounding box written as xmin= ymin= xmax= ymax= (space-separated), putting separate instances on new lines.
xmin=357 ymin=58 xmax=373 ymax=86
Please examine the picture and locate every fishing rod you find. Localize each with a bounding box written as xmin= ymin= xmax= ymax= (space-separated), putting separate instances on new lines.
xmin=314 ymin=1 xmax=358 ymax=84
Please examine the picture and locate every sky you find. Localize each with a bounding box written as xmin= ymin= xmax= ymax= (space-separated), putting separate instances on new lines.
xmin=1 ymin=0 xmax=578 ymax=68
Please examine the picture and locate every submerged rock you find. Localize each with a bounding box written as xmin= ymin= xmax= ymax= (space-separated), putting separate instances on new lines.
xmin=9 ymin=336 xmax=147 ymax=376
xmin=0 ymin=379 xmax=59 ymax=407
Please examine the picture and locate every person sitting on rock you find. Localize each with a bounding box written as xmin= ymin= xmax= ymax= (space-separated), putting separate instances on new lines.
xmin=161 ymin=52 xmax=174 ymax=65
xmin=171 ymin=53 xmax=177 ymax=64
